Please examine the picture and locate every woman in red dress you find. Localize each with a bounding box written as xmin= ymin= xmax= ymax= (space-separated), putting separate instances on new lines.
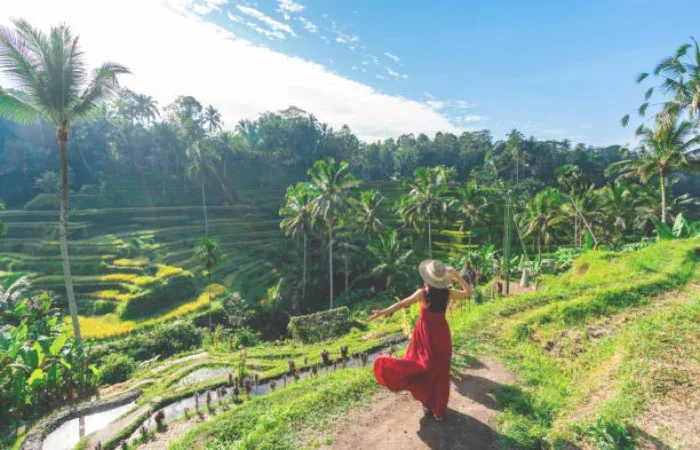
xmin=367 ymin=260 xmax=472 ymax=421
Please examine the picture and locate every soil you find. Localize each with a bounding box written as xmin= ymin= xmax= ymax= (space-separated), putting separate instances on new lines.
xmin=325 ymin=358 xmax=518 ymax=450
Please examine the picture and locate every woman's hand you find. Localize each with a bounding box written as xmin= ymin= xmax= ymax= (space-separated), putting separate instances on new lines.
xmin=446 ymin=266 xmax=459 ymax=278
xmin=366 ymin=310 xmax=383 ymax=322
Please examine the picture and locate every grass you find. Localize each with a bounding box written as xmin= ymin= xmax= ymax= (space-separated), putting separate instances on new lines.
xmin=170 ymin=368 xmax=378 ymax=450
xmin=113 ymin=258 xmax=149 ymax=267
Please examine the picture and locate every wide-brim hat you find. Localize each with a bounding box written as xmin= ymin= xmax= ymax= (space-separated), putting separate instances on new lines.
xmin=419 ymin=260 xmax=452 ymax=289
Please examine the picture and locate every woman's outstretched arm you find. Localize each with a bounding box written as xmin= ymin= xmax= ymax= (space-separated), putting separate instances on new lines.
xmin=447 ymin=267 xmax=472 ymax=300
xmin=366 ymin=289 xmax=423 ymax=322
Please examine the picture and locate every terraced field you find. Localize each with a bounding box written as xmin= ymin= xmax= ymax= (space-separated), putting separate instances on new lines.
xmin=0 ymin=194 xmax=285 ymax=340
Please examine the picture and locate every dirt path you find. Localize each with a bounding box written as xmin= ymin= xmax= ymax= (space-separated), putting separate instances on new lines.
xmin=326 ymin=358 xmax=518 ymax=450
xmin=85 ymin=406 xmax=150 ymax=449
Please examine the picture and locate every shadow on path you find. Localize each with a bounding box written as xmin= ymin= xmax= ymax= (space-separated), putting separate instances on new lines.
xmin=416 ymin=409 xmax=503 ymax=450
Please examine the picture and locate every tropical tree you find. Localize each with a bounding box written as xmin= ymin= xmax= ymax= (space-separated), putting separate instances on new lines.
xmin=399 ymin=166 xmax=452 ymax=258
xmin=353 ymin=189 xmax=384 ymax=241
xmin=0 ymin=19 xmax=129 ymax=349
xmin=134 ymin=93 xmax=159 ymax=124
xmin=308 ymin=159 xmax=359 ymax=308
xmin=186 ymin=140 xmax=220 ymax=236
xmin=451 ymin=181 xmax=487 ymax=248
xmin=203 ymin=105 xmax=222 ymax=133
xmin=366 ymin=230 xmax=413 ymax=288
xmin=624 ymin=37 xmax=700 ymax=128
xmin=194 ymin=238 xmax=222 ymax=329
xmin=523 ymin=188 xmax=566 ymax=261
xmin=608 ymin=119 xmax=698 ymax=223
xmin=601 ymin=181 xmax=633 ymax=246
xmin=280 ymin=182 xmax=316 ymax=312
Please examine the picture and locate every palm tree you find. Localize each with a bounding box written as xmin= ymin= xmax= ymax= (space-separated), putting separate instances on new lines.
xmin=308 ymin=159 xmax=359 ymax=308
xmin=523 ymin=188 xmax=566 ymax=262
xmin=398 ymin=166 xmax=451 ymax=258
xmin=186 ymin=140 xmax=220 ymax=236
xmin=367 ymin=230 xmax=413 ymax=288
xmin=601 ymin=181 xmax=633 ymax=246
xmin=353 ymin=190 xmax=384 ymax=241
xmin=624 ymin=37 xmax=700 ymax=128
xmin=280 ymin=182 xmax=316 ymax=312
xmin=194 ymin=238 xmax=222 ymax=329
xmin=608 ymin=119 xmax=698 ymax=223
xmin=0 ymin=20 xmax=129 ymax=349
xmin=451 ymin=181 xmax=487 ymax=248
xmin=203 ymin=105 xmax=222 ymax=133
xmin=134 ymin=93 xmax=159 ymax=124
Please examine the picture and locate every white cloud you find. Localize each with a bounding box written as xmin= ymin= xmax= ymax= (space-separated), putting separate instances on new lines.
xmin=462 ymin=115 xmax=485 ymax=123
xmin=226 ymin=12 xmax=243 ymax=23
xmin=236 ymin=4 xmax=296 ymax=37
xmin=384 ymin=52 xmax=400 ymax=64
xmin=0 ymin=0 xmax=461 ymax=141
xmin=278 ymin=0 xmax=304 ymax=13
xmin=246 ymin=21 xmax=286 ymax=40
xmin=351 ymin=66 xmax=358 ymax=71
xmin=335 ymin=34 xmax=359 ymax=44
xmin=376 ymin=74 xmax=385 ymax=80
xmin=402 ymin=74 xmax=408 ymax=79
xmin=385 ymin=67 xmax=400 ymax=78
xmin=298 ymin=17 xmax=318 ymax=33
xmin=187 ymin=0 xmax=227 ymax=15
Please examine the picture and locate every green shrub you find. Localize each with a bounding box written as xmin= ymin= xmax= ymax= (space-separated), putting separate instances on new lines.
xmin=99 ymin=354 xmax=137 ymax=385
xmin=288 ymin=307 xmax=353 ymax=343
xmin=586 ymin=417 xmax=636 ymax=450
xmin=472 ymin=286 xmax=484 ymax=304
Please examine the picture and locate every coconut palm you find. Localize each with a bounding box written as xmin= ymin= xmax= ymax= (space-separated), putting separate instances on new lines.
xmin=523 ymin=188 xmax=566 ymax=262
xmin=186 ymin=140 xmax=220 ymax=236
xmin=308 ymin=159 xmax=359 ymax=308
xmin=608 ymin=119 xmax=698 ymax=223
xmin=280 ymin=182 xmax=316 ymax=312
xmin=624 ymin=38 xmax=700 ymax=128
xmin=0 ymin=20 xmax=129 ymax=349
xmin=134 ymin=93 xmax=159 ymax=124
xmin=601 ymin=181 xmax=633 ymax=245
xmin=398 ymin=166 xmax=451 ymax=258
xmin=367 ymin=230 xmax=413 ymax=288
xmin=194 ymin=238 xmax=222 ymax=329
xmin=353 ymin=190 xmax=384 ymax=241
xmin=203 ymin=105 xmax=222 ymax=133
xmin=451 ymin=181 xmax=487 ymax=248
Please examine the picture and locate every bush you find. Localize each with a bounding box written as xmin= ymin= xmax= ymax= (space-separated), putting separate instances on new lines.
xmin=99 ymin=354 xmax=137 ymax=385
xmin=288 ymin=307 xmax=354 ymax=343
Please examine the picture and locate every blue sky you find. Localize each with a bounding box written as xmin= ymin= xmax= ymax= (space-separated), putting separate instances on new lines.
xmin=3 ymin=0 xmax=700 ymax=145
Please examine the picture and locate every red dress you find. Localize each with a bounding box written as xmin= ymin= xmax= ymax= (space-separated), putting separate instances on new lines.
xmin=373 ymin=295 xmax=452 ymax=418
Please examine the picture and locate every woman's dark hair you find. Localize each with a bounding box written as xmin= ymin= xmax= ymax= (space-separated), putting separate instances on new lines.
xmin=423 ymin=284 xmax=450 ymax=313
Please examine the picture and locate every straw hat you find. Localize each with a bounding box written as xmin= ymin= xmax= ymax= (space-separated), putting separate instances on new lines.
xmin=419 ymin=260 xmax=452 ymax=289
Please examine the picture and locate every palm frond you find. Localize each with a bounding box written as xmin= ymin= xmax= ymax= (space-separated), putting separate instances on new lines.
xmin=0 ymin=86 xmax=39 ymax=123
xmin=72 ymin=62 xmax=130 ymax=118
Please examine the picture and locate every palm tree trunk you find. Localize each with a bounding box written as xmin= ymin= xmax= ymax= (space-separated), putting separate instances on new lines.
xmin=537 ymin=232 xmax=542 ymax=264
xmin=207 ymin=273 xmax=212 ymax=329
xmin=328 ymin=225 xmax=334 ymax=309
xmin=202 ymin=181 xmax=209 ymax=237
xmin=428 ymin=211 xmax=432 ymax=259
xmin=58 ymin=129 xmax=83 ymax=351
xmin=300 ymin=233 xmax=306 ymax=314
xmin=659 ymin=170 xmax=667 ymax=224
xmin=344 ymin=249 xmax=349 ymax=296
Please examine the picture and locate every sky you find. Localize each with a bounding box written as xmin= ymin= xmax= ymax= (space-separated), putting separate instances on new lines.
xmin=1 ymin=0 xmax=699 ymax=146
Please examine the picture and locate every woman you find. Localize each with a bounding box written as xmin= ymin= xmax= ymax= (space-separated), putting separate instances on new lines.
xmin=367 ymin=260 xmax=471 ymax=421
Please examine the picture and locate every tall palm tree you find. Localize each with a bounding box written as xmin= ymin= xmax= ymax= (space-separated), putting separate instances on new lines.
xmin=308 ymin=159 xmax=359 ymax=308
xmin=608 ymin=119 xmax=698 ymax=223
xmin=186 ymin=141 xmax=220 ymax=236
xmin=624 ymin=37 xmax=700 ymax=128
xmin=0 ymin=20 xmax=129 ymax=349
xmin=523 ymin=188 xmax=566 ymax=262
xmin=194 ymin=238 xmax=222 ymax=329
xmin=367 ymin=230 xmax=413 ymax=288
xmin=601 ymin=181 xmax=633 ymax=245
xmin=134 ymin=93 xmax=159 ymax=125
xmin=353 ymin=190 xmax=384 ymax=241
xmin=203 ymin=105 xmax=222 ymax=133
xmin=280 ymin=182 xmax=316 ymax=312
xmin=398 ymin=166 xmax=451 ymax=258
xmin=451 ymin=181 xmax=487 ymax=248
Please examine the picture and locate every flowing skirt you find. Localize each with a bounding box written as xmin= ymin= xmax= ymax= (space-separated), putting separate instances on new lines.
xmin=373 ymin=308 xmax=452 ymax=417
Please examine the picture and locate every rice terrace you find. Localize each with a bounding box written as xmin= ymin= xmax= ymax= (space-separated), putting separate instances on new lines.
xmin=1 ymin=1 xmax=700 ymax=450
